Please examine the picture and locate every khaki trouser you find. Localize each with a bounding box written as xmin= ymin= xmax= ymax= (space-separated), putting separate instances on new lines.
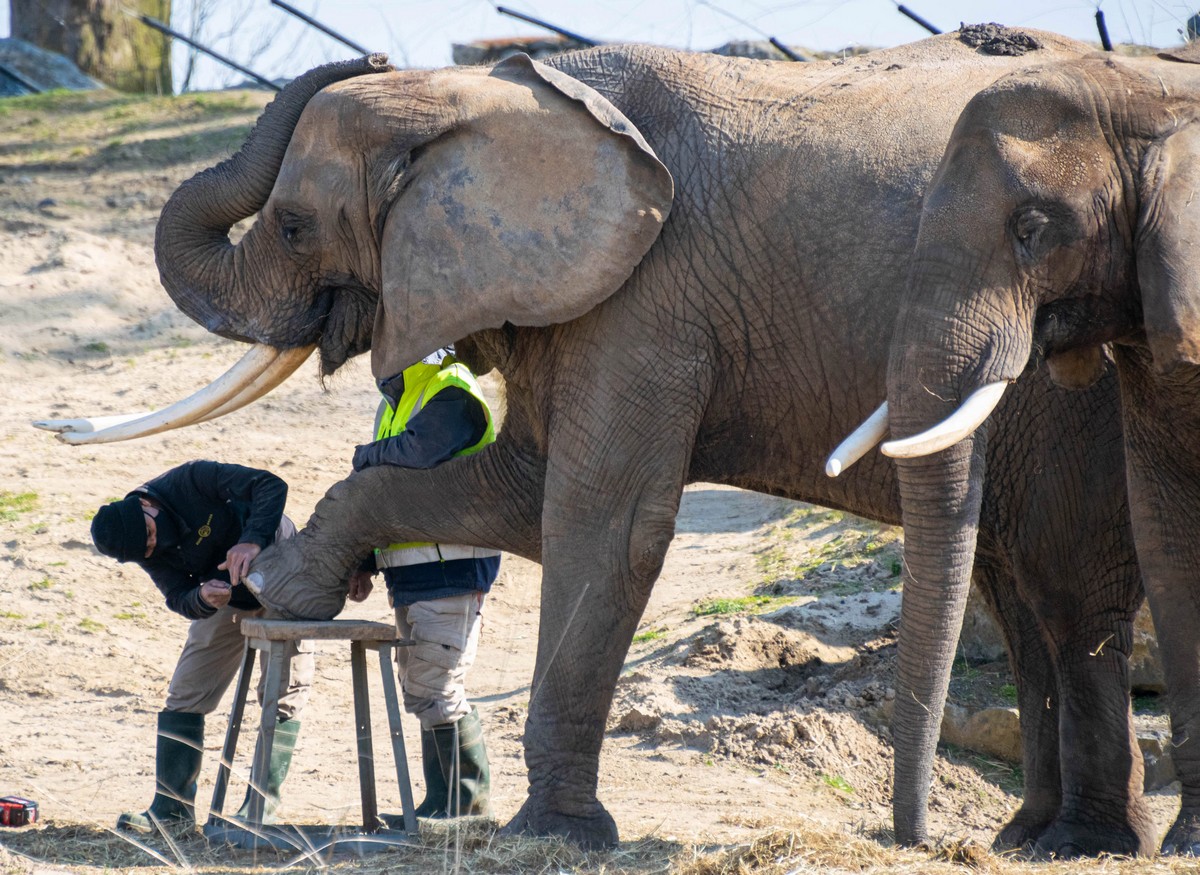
xmin=394 ymin=592 xmax=483 ymax=729
xmin=164 ymin=516 xmax=313 ymax=719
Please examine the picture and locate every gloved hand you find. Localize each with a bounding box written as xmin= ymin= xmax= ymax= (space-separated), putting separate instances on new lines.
xmin=352 ymin=443 xmax=379 ymax=472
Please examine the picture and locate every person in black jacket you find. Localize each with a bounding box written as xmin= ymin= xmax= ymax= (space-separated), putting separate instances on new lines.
xmin=90 ymin=460 xmax=313 ymax=834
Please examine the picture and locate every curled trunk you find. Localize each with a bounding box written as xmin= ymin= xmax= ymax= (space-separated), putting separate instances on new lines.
xmin=154 ymin=54 xmax=392 ymax=341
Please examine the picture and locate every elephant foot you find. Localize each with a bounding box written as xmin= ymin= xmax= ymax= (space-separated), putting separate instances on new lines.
xmin=500 ymin=795 xmax=619 ymax=850
xmin=1161 ymin=810 xmax=1200 ymax=856
xmin=991 ymin=807 xmax=1053 ymax=854
xmin=1031 ymin=808 xmax=1157 ymax=860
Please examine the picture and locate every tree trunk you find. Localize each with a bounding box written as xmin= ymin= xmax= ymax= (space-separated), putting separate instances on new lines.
xmin=10 ymin=0 xmax=173 ymax=94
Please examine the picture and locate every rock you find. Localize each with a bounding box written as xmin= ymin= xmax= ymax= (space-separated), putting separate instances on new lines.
xmin=614 ymin=706 xmax=662 ymax=733
xmin=1130 ymin=604 xmax=1166 ymax=694
xmin=958 ymin=585 xmax=1007 ymax=663
xmin=940 ymin=704 xmax=1023 ymax=764
xmin=1139 ymin=728 xmax=1177 ymax=792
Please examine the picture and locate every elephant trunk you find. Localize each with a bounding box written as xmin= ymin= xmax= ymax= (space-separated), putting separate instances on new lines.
xmin=154 ymin=54 xmax=393 ymax=342
xmin=891 ymin=441 xmax=984 ymax=843
xmin=885 ymin=252 xmax=1033 ymax=844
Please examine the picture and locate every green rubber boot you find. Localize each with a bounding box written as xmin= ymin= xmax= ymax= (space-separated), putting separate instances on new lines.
xmin=412 ymin=723 xmax=449 ymax=818
xmin=234 ymin=718 xmax=300 ymax=825
xmin=427 ymin=706 xmax=491 ymax=819
xmin=116 ymin=710 xmax=204 ymax=835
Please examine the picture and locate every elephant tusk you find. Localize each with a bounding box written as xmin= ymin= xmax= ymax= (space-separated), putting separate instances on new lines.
xmin=33 ymin=412 xmax=154 ymax=434
xmin=36 ymin=344 xmax=314 ymax=445
xmin=826 ymin=401 xmax=889 ymax=478
xmin=33 ymin=351 xmax=302 ymax=435
xmin=880 ymin=381 xmax=1008 ymax=459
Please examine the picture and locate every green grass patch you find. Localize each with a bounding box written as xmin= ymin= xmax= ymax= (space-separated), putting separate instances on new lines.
xmin=632 ymin=627 xmax=667 ymax=644
xmin=999 ymin=683 xmax=1018 ymax=704
xmin=29 ymin=578 xmax=52 ymax=590
xmin=0 ymin=491 xmax=38 ymax=522
xmin=78 ymin=617 xmax=105 ymax=633
xmin=693 ymin=595 xmax=775 ymax=617
xmin=0 ymin=611 xmax=24 ymax=620
xmin=822 ymin=774 xmax=854 ymax=794
xmin=112 ymin=611 xmax=146 ymax=621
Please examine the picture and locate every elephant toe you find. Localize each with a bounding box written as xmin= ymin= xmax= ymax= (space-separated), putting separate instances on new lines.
xmin=1033 ymin=818 xmax=1152 ymax=860
xmin=1161 ymin=816 xmax=1200 ymax=856
xmin=992 ymin=816 xmax=1048 ymax=855
xmin=501 ymin=796 xmax=619 ymax=850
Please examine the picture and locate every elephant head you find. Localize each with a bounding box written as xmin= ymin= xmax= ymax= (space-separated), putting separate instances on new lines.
xmin=37 ymin=53 xmax=672 ymax=443
xmin=833 ymin=49 xmax=1200 ymax=851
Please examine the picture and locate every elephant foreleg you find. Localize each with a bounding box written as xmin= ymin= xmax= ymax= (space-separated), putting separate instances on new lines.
xmin=971 ymin=560 xmax=1063 ymax=852
xmin=248 ymin=435 xmax=546 ymax=619
xmin=1003 ymin=526 xmax=1152 ymax=856
xmin=503 ymin=372 xmax=699 ymax=848
xmin=1036 ymin=615 xmax=1152 ymax=858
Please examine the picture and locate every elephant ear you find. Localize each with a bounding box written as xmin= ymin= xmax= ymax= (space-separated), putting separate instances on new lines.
xmin=372 ymin=53 xmax=674 ymax=380
xmin=1137 ymin=123 xmax=1200 ymax=373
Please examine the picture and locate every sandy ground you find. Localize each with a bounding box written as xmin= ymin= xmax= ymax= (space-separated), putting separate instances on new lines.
xmin=0 ymin=88 xmax=1185 ymax=874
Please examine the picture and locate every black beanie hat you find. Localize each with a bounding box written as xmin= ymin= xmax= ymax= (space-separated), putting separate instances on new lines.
xmin=91 ymin=495 xmax=146 ymax=563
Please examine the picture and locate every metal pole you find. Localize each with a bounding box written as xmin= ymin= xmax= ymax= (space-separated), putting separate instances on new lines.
xmin=495 ymin=6 xmax=600 ymax=47
xmin=769 ymin=36 xmax=808 ymax=62
xmin=270 ymin=0 xmax=371 ymax=55
xmin=137 ymin=15 xmax=281 ymax=91
xmin=1095 ymin=10 xmax=1114 ymax=51
xmin=896 ymin=4 xmax=942 ymax=35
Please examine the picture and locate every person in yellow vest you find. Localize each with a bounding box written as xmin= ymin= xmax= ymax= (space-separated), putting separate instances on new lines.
xmin=348 ymin=347 xmax=499 ymax=820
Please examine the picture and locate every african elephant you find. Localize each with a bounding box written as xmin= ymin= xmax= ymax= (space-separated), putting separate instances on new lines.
xmin=854 ymin=44 xmax=1200 ymax=856
xmin=43 ymin=29 xmax=1152 ymax=853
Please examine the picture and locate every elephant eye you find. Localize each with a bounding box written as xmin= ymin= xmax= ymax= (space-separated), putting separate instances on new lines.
xmin=1010 ymin=208 xmax=1050 ymax=255
xmin=276 ymin=209 xmax=314 ymax=251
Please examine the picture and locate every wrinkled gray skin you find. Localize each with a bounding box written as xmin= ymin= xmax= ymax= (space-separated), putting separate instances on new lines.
xmin=153 ymin=32 xmax=1152 ymax=853
xmin=888 ymin=47 xmax=1200 ymax=857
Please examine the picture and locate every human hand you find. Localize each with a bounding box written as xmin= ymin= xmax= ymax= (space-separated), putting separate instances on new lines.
xmin=352 ymin=444 xmax=375 ymax=472
xmin=200 ymin=579 xmax=232 ymax=608
xmin=348 ymin=570 xmax=374 ymax=602
xmin=219 ymin=542 xmax=262 ymax=587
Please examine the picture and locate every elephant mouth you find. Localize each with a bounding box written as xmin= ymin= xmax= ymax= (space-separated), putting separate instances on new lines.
xmin=313 ymin=273 xmax=378 ymax=379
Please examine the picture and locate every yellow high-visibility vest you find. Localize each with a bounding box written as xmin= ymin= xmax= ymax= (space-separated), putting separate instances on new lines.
xmin=374 ymin=358 xmax=500 ymax=568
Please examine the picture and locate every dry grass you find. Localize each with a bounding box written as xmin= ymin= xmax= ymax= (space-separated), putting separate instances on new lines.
xmin=4 ymin=817 xmax=1200 ymax=875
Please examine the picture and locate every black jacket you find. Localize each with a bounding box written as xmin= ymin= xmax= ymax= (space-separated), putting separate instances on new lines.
xmin=129 ymin=460 xmax=287 ymax=620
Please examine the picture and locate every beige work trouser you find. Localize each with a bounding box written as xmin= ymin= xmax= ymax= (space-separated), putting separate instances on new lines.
xmin=164 ymin=516 xmax=313 ymax=719
xmin=394 ymin=592 xmax=483 ymax=729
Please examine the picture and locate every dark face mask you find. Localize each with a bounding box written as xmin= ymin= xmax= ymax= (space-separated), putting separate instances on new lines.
xmin=151 ymin=510 xmax=182 ymax=554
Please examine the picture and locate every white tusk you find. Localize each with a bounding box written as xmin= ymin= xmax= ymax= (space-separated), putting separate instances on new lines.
xmin=191 ymin=346 xmax=315 ymax=423
xmin=33 ymin=349 xmax=306 ymax=435
xmin=881 ymin=381 xmax=1008 ymax=459
xmin=33 ymin=412 xmax=154 ymax=434
xmin=826 ymin=401 xmax=889 ymax=478
xmin=40 ymin=344 xmax=314 ymax=445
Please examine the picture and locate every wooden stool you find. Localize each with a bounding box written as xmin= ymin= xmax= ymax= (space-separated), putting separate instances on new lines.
xmin=206 ymin=618 xmax=417 ymax=844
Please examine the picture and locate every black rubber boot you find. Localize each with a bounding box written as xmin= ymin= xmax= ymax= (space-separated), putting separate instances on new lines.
xmin=233 ymin=717 xmax=300 ymax=825
xmin=427 ymin=706 xmax=490 ymax=818
xmin=116 ymin=710 xmax=204 ymax=834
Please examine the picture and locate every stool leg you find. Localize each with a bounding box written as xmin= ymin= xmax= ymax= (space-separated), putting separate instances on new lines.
xmin=246 ymin=640 xmax=285 ymax=829
xmin=351 ymin=640 xmax=379 ymax=832
xmin=208 ymin=640 xmax=257 ymax=826
xmin=377 ymin=643 xmax=417 ymax=835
